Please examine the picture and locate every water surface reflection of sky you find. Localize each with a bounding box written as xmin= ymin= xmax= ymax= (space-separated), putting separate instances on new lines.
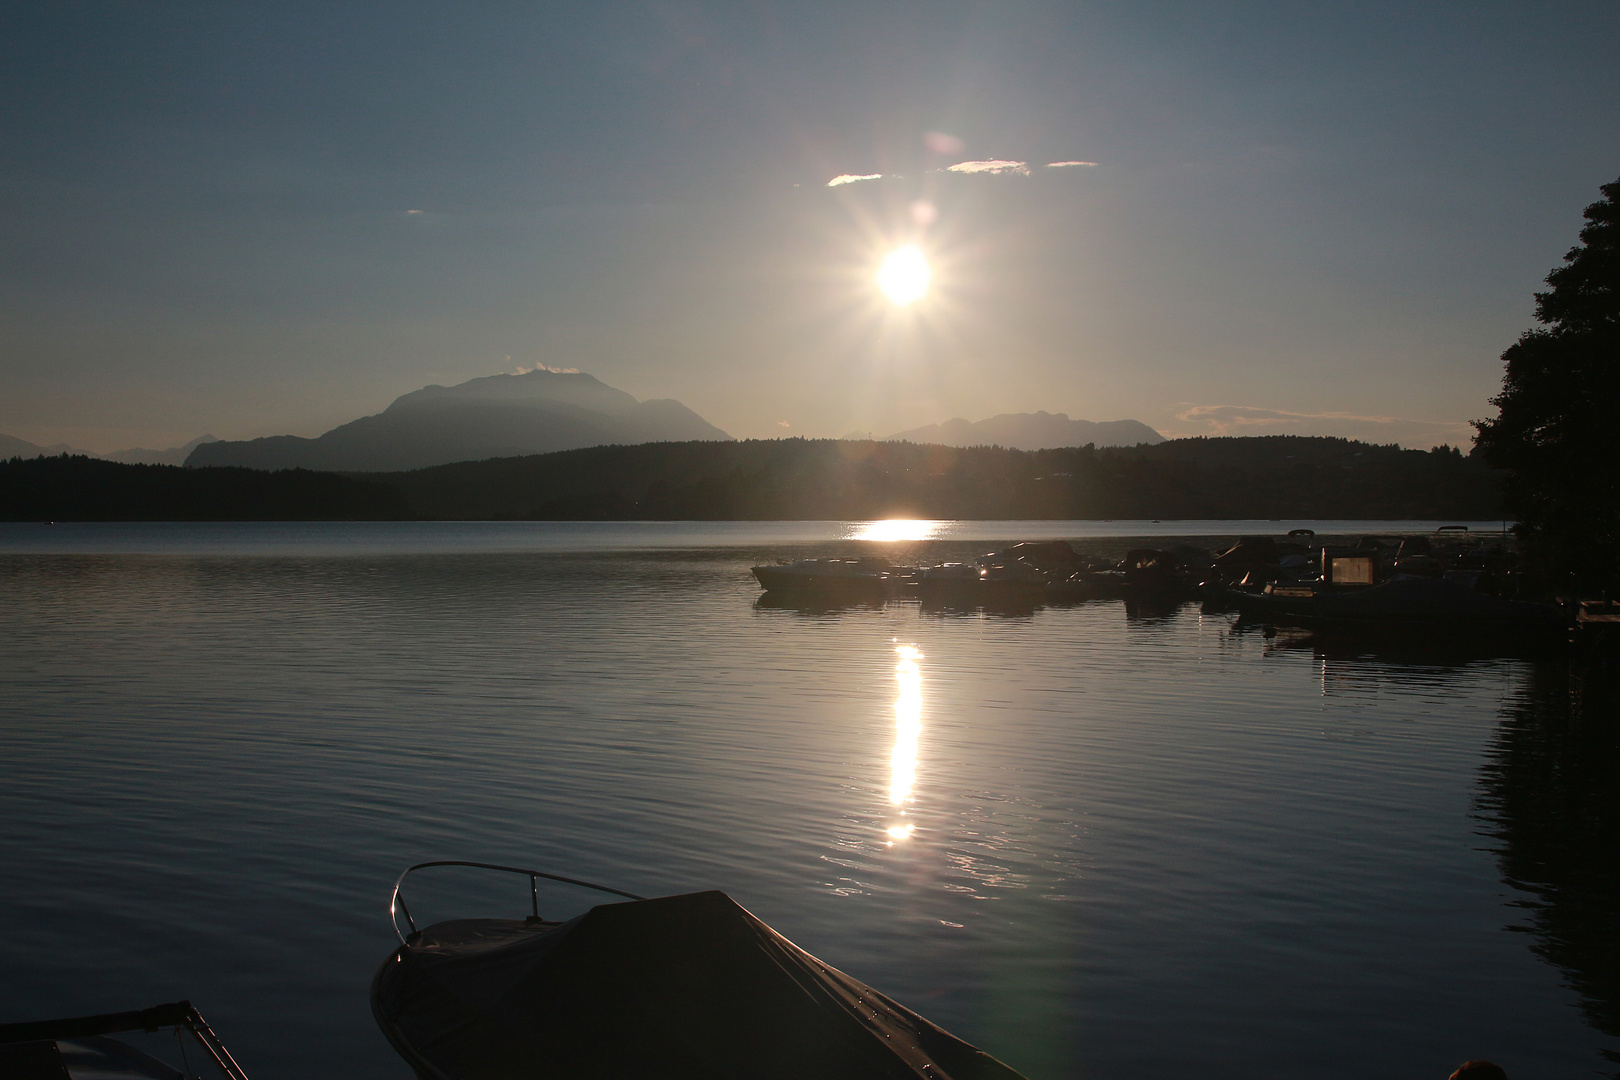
xmin=0 ymin=533 xmax=1611 ymax=1079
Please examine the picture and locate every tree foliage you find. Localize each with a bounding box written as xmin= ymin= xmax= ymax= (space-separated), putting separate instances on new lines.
xmin=381 ymin=435 xmax=1502 ymax=522
xmin=2 ymin=438 xmax=1504 ymax=523
xmin=0 ymin=455 xmax=413 ymax=520
xmin=1475 ymin=175 xmax=1620 ymax=589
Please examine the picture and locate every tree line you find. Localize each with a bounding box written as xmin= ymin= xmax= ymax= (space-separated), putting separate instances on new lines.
xmin=371 ymin=435 xmax=1499 ymax=521
xmin=3 ymin=436 xmax=1501 ymax=523
xmin=0 ymin=455 xmax=412 ymax=520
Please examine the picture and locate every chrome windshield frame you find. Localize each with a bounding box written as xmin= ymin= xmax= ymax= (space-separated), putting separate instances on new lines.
xmin=389 ymin=861 xmax=646 ymax=945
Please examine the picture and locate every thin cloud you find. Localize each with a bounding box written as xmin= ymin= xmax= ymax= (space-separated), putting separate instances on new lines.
xmin=510 ymin=362 xmax=580 ymax=375
xmin=827 ymin=173 xmax=882 ymax=187
xmin=945 ymin=159 xmax=1030 ymax=176
xmin=1170 ymin=404 xmax=1474 ymax=449
xmin=1045 ymin=161 xmax=1097 ymax=169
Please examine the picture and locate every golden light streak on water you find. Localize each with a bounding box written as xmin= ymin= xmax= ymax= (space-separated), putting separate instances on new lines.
xmin=887 ymin=644 xmax=923 ymax=842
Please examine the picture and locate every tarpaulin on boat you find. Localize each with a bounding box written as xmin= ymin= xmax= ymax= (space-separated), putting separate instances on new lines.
xmin=1313 ymin=577 xmax=1564 ymax=625
xmin=372 ymin=890 xmax=1026 ymax=1080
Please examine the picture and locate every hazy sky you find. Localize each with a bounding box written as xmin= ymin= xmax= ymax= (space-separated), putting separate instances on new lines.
xmin=3 ymin=1 xmax=1617 ymax=452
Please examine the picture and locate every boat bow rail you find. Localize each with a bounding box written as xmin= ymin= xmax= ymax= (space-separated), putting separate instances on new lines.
xmin=388 ymin=860 xmax=646 ymax=945
xmin=0 ymin=1000 xmax=248 ymax=1080
xmin=372 ymin=884 xmax=1031 ymax=1080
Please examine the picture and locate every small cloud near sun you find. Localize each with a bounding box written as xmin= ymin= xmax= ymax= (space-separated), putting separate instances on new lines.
xmin=776 ymin=420 xmax=791 ymax=428
xmin=1172 ymin=403 xmax=1473 ymax=448
xmin=827 ymin=173 xmax=883 ymax=187
xmin=509 ymin=362 xmax=580 ymax=375
xmin=946 ymin=160 xmax=1030 ymax=176
xmin=1045 ymin=161 xmax=1098 ymax=169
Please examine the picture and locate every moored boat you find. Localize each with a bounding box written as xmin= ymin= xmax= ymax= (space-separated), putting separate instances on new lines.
xmin=751 ymin=557 xmax=913 ymax=594
xmin=915 ymin=561 xmax=980 ymax=594
xmin=372 ymin=861 xmax=1028 ymax=1080
xmin=1230 ymin=576 xmax=1566 ymax=640
xmin=975 ymin=559 xmax=1050 ymax=598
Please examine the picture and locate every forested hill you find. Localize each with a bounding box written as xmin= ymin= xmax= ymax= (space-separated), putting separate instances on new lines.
xmin=379 ymin=436 xmax=1504 ymax=521
xmin=0 ymin=455 xmax=412 ymax=520
xmin=2 ymin=437 xmax=1502 ymax=521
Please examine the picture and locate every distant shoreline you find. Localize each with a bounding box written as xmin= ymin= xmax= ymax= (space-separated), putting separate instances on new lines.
xmin=0 ymin=519 xmax=1514 ymax=558
xmin=3 ymin=435 xmax=1503 ymax=524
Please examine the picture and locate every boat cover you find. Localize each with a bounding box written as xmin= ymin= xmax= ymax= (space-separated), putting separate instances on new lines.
xmin=1312 ymin=577 xmax=1563 ymax=626
xmin=372 ymin=890 xmax=1027 ymax=1080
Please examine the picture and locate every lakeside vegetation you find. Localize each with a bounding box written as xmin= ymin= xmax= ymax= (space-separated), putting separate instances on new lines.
xmin=0 ymin=455 xmax=412 ymax=521
xmin=0 ymin=435 xmax=1502 ymax=521
xmin=1474 ymin=174 xmax=1620 ymax=591
xmin=381 ymin=435 xmax=1503 ymax=521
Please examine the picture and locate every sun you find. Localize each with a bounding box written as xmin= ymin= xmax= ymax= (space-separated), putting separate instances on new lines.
xmin=876 ymin=246 xmax=931 ymax=305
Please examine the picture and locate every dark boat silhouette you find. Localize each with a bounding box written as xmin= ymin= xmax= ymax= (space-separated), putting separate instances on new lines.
xmin=1227 ymin=576 xmax=1565 ymax=640
xmin=372 ymin=862 xmax=1027 ymax=1080
xmin=751 ymin=557 xmax=913 ymax=595
xmin=0 ymin=1001 xmax=248 ymax=1080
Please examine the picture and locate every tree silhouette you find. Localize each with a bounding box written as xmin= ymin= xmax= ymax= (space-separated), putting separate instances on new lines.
xmin=1477 ymin=660 xmax=1620 ymax=1073
xmin=1475 ymin=176 xmax=1620 ymax=590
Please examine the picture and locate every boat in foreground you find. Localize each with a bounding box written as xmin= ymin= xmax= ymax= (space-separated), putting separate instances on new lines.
xmin=0 ymin=1001 xmax=248 ymax=1080
xmin=372 ymin=861 xmax=1027 ymax=1080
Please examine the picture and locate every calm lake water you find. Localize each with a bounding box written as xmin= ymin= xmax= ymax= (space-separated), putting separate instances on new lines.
xmin=1 ymin=520 xmax=1614 ymax=1080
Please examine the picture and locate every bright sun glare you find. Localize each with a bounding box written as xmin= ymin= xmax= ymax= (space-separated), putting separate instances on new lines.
xmin=877 ymin=246 xmax=931 ymax=305
xmin=849 ymin=519 xmax=944 ymax=542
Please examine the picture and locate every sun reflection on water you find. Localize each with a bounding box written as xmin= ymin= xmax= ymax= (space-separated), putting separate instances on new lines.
xmin=848 ymin=519 xmax=947 ymax=542
xmin=887 ymin=644 xmax=923 ymax=843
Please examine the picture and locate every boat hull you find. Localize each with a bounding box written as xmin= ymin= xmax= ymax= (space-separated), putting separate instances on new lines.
xmin=752 ymin=566 xmax=901 ymax=594
xmin=1229 ymin=578 xmax=1566 ymax=641
xmin=373 ymin=891 xmax=1028 ymax=1080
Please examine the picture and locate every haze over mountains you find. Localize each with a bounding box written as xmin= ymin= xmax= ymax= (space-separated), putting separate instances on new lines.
xmin=882 ymin=412 xmax=1164 ymax=450
xmin=0 ymin=432 xmax=218 ymax=466
xmin=1 ymin=433 xmax=79 ymax=458
xmin=188 ymin=370 xmax=732 ymax=472
xmin=7 ymin=374 xmax=1168 ymax=474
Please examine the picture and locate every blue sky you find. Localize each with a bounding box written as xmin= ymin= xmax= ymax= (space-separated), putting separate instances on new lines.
xmin=2 ymin=1 xmax=1617 ymax=451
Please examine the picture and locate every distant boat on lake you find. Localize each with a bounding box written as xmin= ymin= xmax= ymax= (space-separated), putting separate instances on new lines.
xmin=751 ymin=557 xmax=914 ymax=594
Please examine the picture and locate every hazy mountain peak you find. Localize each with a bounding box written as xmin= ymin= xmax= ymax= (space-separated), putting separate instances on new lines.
xmin=0 ymin=432 xmax=86 ymax=458
xmin=388 ymin=369 xmax=635 ymax=414
xmin=2 ymin=432 xmax=217 ymax=465
xmin=102 ymin=435 xmax=219 ymax=466
xmin=189 ymin=370 xmax=730 ymax=471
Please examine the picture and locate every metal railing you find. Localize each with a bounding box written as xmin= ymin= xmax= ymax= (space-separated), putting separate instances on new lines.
xmin=388 ymin=861 xmax=646 ymax=945
xmin=0 ymin=1000 xmax=249 ymax=1080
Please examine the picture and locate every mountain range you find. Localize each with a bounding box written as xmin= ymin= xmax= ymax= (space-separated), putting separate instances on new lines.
xmin=882 ymin=412 xmax=1163 ymax=449
xmin=8 ymin=381 xmax=1164 ymax=474
xmin=187 ymin=370 xmax=733 ymax=472
xmin=0 ymin=432 xmax=218 ymax=466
